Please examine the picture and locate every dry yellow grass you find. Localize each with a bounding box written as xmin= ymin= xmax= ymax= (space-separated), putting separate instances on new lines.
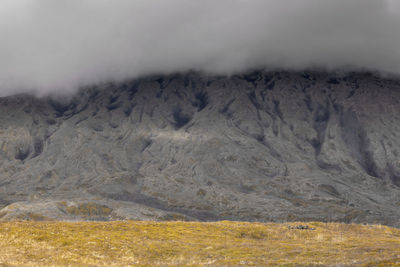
xmin=0 ymin=221 xmax=399 ymax=266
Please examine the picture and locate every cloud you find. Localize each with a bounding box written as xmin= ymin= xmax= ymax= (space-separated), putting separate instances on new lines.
xmin=0 ymin=0 xmax=399 ymax=96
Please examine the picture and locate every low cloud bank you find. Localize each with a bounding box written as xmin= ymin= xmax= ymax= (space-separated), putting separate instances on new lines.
xmin=0 ymin=0 xmax=399 ymax=96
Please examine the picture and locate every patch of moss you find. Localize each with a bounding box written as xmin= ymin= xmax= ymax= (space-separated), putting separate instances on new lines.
xmin=65 ymin=203 xmax=112 ymax=217
xmin=159 ymin=213 xmax=188 ymax=221
xmin=15 ymin=212 xmax=52 ymax=221
xmin=57 ymin=202 xmax=112 ymax=218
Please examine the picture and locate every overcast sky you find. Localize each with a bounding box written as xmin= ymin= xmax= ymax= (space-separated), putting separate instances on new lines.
xmin=0 ymin=0 xmax=400 ymax=96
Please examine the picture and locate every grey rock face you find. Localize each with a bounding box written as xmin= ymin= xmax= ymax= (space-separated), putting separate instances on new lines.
xmin=0 ymin=71 xmax=399 ymax=226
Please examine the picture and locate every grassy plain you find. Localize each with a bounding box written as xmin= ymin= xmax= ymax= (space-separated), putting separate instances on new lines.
xmin=0 ymin=221 xmax=399 ymax=266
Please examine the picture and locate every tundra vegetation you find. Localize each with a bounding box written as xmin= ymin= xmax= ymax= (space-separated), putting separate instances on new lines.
xmin=0 ymin=221 xmax=399 ymax=266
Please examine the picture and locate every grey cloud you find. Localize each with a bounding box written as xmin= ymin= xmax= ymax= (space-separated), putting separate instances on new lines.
xmin=0 ymin=0 xmax=399 ymax=96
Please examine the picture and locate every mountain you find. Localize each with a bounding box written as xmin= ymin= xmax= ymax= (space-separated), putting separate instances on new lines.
xmin=0 ymin=71 xmax=399 ymax=226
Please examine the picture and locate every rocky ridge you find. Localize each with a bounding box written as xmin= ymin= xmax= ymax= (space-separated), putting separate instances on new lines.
xmin=0 ymin=71 xmax=399 ymax=226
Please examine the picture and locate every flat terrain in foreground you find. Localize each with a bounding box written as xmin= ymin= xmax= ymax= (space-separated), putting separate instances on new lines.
xmin=0 ymin=221 xmax=399 ymax=266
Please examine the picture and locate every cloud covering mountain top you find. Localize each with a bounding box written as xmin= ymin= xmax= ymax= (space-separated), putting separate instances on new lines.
xmin=1 ymin=0 xmax=400 ymax=96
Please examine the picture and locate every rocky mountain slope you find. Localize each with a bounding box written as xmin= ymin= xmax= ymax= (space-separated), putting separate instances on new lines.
xmin=0 ymin=71 xmax=399 ymax=226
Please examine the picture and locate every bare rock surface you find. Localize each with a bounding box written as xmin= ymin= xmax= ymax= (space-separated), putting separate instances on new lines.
xmin=0 ymin=71 xmax=399 ymax=226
